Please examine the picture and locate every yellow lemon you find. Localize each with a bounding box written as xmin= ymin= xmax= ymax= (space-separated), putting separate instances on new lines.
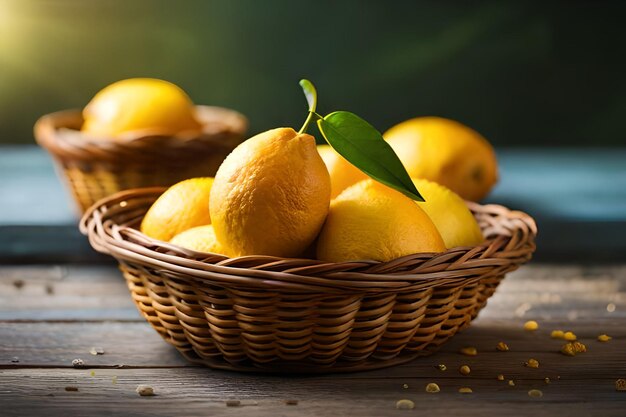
xmin=210 ymin=127 xmax=330 ymax=257
xmin=170 ymin=225 xmax=225 ymax=255
xmin=412 ymin=178 xmax=483 ymax=249
xmin=316 ymin=179 xmax=445 ymax=262
xmin=82 ymin=78 xmax=201 ymax=137
xmin=384 ymin=117 xmax=498 ymax=201
xmin=317 ymin=144 xmax=368 ymax=199
xmin=140 ymin=177 xmax=214 ymax=242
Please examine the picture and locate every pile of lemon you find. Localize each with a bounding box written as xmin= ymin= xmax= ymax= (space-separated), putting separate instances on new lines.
xmin=85 ymin=79 xmax=497 ymax=263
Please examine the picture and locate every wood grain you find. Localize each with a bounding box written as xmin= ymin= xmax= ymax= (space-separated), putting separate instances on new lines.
xmin=1 ymin=369 xmax=625 ymax=417
xmin=1 ymin=264 xmax=625 ymax=416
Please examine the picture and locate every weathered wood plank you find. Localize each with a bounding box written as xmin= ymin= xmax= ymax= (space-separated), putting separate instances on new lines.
xmin=2 ymin=319 xmax=625 ymax=381
xmin=0 ymin=368 xmax=625 ymax=417
xmin=1 ymin=265 xmax=625 ymax=321
xmin=0 ymin=266 xmax=141 ymax=320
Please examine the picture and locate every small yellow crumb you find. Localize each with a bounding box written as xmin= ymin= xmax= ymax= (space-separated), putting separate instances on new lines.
xmin=425 ymin=383 xmax=440 ymax=393
xmin=112 ymin=376 xmax=118 ymax=385
xmin=460 ymin=346 xmax=477 ymax=356
xmin=616 ymin=379 xmax=626 ymax=391
xmin=528 ymin=389 xmax=543 ymax=398
xmin=550 ymin=330 xmax=565 ymax=339
xmin=437 ymin=364 xmax=447 ymax=371
xmin=524 ymin=320 xmax=539 ymax=331
xmin=402 ymin=383 xmax=409 ymax=389
xmin=544 ymin=377 xmax=551 ymax=384
xmin=90 ymin=370 xmax=95 ymax=377
xmin=459 ymin=365 xmax=471 ymax=376
xmin=458 ymin=387 xmax=473 ymax=394
xmin=598 ymin=334 xmax=612 ymax=342
xmin=508 ymin=380 xmax=515 ymax=386
xmin=560 ymin=341 xmax=587 ymax=356
xmin=525 ymin=358 xmax=540 ymax=368
xmin=497 ymin=374 xmax=505 ymax=381
xmin=496 ymin=341 xmax=509 ymax=351
xmin=563 ymin=331 xmax=577 ymax=341
xmin=395 ymin=399 xmax=415 ymax=410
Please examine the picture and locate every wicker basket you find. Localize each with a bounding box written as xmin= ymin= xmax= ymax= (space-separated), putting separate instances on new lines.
xmin=35 ymin=106 xmax=247 ymax=214
xmin=80 ymin=187 xmax=536 ymax=373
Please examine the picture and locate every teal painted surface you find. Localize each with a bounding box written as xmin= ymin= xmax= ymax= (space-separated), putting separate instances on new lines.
xmin=0 ymin=0 xmax=625 ymax=146
xmin=3 ymin=146 xmax=625 ymax=226
xmin=1 ymin=146 xmax=625 ymax=262
xmin=489 ymin=149 xmax=626 ymax=221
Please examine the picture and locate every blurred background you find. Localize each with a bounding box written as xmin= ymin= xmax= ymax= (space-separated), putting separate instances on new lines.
xmin=1 ymin=0 xmax=625 ymax=262
xmin=1 ymin=0 xmax=625 ymax=145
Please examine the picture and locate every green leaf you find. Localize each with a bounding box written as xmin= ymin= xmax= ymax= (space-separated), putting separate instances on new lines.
xmin=317 ymin=111 xmax=424 ymax=202
xmin=299 ymin=79 xmax=317 ymax=113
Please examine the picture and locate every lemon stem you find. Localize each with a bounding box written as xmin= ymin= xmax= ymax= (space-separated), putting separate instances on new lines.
xmin=299 ymin=111 xmax=322 ymax=134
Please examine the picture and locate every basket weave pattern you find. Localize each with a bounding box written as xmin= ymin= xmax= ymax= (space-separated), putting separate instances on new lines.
xmin=81 ymin=188 xmax=536 ymax=373
xmin=35 ymin=106 xmax=247 ymax=213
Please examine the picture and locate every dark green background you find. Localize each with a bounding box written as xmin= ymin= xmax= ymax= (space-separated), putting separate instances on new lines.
xmin=1 ymin=0 xmax=624 ymax=146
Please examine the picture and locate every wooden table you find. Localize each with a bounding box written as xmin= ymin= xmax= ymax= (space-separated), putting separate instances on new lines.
xmin=2 ymin=147 xmax=625 ymax=415
xmin=2 ymin=264 xmax=625 ymax=416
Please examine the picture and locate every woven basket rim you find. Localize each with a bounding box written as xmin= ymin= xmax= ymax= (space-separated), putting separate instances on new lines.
xmin=79 ymin=187 xmax=537 ymax=294
xmin=34 ymin=105 xmax=248 ymax=163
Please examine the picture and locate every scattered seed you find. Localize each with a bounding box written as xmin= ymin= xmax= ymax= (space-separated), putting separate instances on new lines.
xmin=437 ymin=364 xmax=447 ymax=371
xmin=112 ymin=376 xmax=118 ymax=385
xmin=557 ymin=375 xmax=561 ymax=380
xmin=496 ymin=341 xmax=509 ymax=351
xmin=458 ymin=387 xmax=473 ymax=394
xmin=12 ymin=280 xmax=24 ymax=289
xmin=64 ymin=386 xmax=79 ymax=392
xmin=597 ymin=334 xmax=612 ymax=342
xmin=528 ymin=389 xmax=543 ymax=398
xmin=460 ymin=346 xmax=477 ymax=356
xmin=395 ymin=399 xmax=415 ymax=410
xmin=563 ymin=331 xmax=577 ymax=341
xmin=550 ymin=330 xmax=565 ymax=339
xmin=544 ymin=377 xmax=551 ymax=384
xmin=525 ymin=358 xmax=540 ymax=368
xmin=285 ymin=399 xmax=299 ymax=405
xmin=607 ymin=303 xmax=616 ymax=313
xmin=89 ymin=347 xmax=104 ymax=356
xmin=524 ymin=320 xmax=539 ymax=331
xmin=90 ymin=370 xmax=96 ymax=377
xmin=508 ymin=380 xmax=515 ymax=386
xmin=616 ymin=379 xmax=626 ymax=391
xmin=459 ymin=365 xmax=471 ymax=375
xmin=402 ymin=383 xmax=409 ymax=389
xmin=71 ymin=358 xmax=85 ymax=368
xmin=226 ymin=400 xmax=241 ymax=407
xmin=497 ymin=374 xmax=505 ymax=381
xmin=561 ymin=341 xmax=587 ymax=356
xmin=10 ymin=357 xmax=19 ymax=363
xmin=136 ymin=385 xmax=154 ymax=397
xmin=45 ymin=284 xmax=54 ymax=295
xmin=425 ymin=383 xmax=440 ymax=393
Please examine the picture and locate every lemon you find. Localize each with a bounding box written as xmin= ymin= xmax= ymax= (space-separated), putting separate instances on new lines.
xmin=140 ymin=177 xmax=214 ymax=242
xmin=170 ymin=225 xmax=225 ymax=255
xmin=412 ymin=178 xmax=483 ymax=249
xmin=317 ymin=144 xmax=368 ymax=199
xmin=316 ymin=179 xmax=445 ymax=262
xmin=82 ymin=78 xmax=200 ymax=137
xmin=210 ymin=127 xmax=330 ymax=257
xmin=384 ymin=117 xmax=498 ymax=201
